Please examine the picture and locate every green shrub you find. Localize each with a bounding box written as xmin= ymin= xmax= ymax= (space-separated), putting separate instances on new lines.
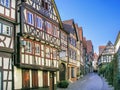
xmin=57 ymin=80 xmax=69 ymax=88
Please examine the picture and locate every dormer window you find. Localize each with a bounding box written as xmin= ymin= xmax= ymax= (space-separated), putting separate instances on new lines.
xmin=0 ymin=0 xmax=10 ymax=8
xmin=36 ymin=16 xmax=43 ymax=29
xmin=27 ymin=11 xmax=34 ymax=25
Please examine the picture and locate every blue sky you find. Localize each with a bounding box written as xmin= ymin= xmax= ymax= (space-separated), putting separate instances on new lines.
xmin=55 ymin=0 xmax=120 ymax=54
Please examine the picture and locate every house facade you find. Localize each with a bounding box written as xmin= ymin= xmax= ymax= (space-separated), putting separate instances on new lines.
xmin=98 ymin=41 xmax=115 ymax=66
xmin=86 ymin=40 xmax=94 ymax=72
xmin=63 ymin=19 xmax=80 ymax=82
xmin=14 ymin=0 xmax=62 ymax=90
xmin=0 ymin=0 xmax=16 ymax=90
xmin=78 ymin=27 xmax=85 ymax=75
xmin=59 ymin=27 xmax=68 ymax=81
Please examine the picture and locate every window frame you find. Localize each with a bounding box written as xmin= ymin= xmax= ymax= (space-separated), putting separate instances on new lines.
xmin=27 ymin=11 xmax=34 ymax=25
xmin=46 ymin=21 xmax=52 ymax=34
xmin=35 ymin=43 xmax=41 ymax=55
xmin=26 ymin=41 xmax=32 ymax=53
xmin=36 ymin=16 xmax=43 ymax=30
xmin=71 ymin=67 xmax=75 ymax=78
xmin=0 ymin=0 xmax=10 ymax=8
xmin=0 ymin=22 xmax=12 ymax=36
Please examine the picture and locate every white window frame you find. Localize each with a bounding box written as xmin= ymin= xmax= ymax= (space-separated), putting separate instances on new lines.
xmin=27 ymin=11 xmax=34 ymax=25
xmin=46 ymin=21 xmax=51 ymax=34
xmin=36 ymin=16 xmax=43 ymax=29
xmin=35 ymin=43 xmax=40 ymax=54
xmin=3 ymin=24 xmax=11 ymax=36
xmin=26 ymin=41 xmax=32 ymax=53
xmin=0 ymin=0 xmax=10 ymax=8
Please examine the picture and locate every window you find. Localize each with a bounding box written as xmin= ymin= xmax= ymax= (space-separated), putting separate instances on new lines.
xmin=46 ymin=47 xmax=50 ymax=58
xmin=45 ymin=2 xmax=48 ymax=10
xmin=41 ymin=0 xmax=49 ymax=10
xmin=36 ymin=17 xmax=43 ymax=29
xmin=53 ymin=49 xmax=57 ymax=59
xmin=35 ymin=44 xmax=40 ymax=54
xmin=0 ymin=0 xmax=10 ymax=8
xmin=0 ymin=23 xmax=12 ymax=36
xmin=3 ymin=24 xmax=11 ymax=36
xmin=41 ymin=0 xmax=44 ymax=7
xmin=71 ymin=67 xmax=75 ymax=78
xmin=27 ymin=12 xmax=34 ymax=25
xmin=46 ymin=22 xmax=52 ymax=34
xmin=32 ymin=70 xmax=38 ymax=88
xmin=26 ymin=41 xmax=32 ymax=53
xmin=22 ymin=70 xmax=30 ymax=88
xmin=53 ymin=26 xmax=59 ymax=37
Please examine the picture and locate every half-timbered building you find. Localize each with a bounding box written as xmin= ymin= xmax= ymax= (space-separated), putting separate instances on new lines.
xmin=0 ymin=0 xmax=16 ymax=90
xmin=15 ymin=0 xmax=62 ymax=90
xmin=59 ymin=25 xmax=68 ymax=81
xmin=98 ymin=41 xmax=115 ymax=67
xmin=63 ymin=19 xmax=80 ymax=82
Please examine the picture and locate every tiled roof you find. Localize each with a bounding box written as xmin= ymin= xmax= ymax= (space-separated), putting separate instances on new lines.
xmin=62 ymin=19 xmax=74 ymax=33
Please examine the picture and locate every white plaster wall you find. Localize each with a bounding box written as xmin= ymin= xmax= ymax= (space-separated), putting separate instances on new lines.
xmin=38 ymin=71 xmax=43 ymax=87
xmin=14 ymin=67 xmax=22 ymax=89
xmin=5 ymin=8 xmax=10 ymax=17
xmin=11 ymin=0 xmax=15 ymax=8
xmin=0 ymin=6 xmax=4 ymax=14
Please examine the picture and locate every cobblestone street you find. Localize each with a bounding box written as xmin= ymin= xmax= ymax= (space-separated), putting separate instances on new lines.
xmin=57 ymin=73 xmax=114 ymax=90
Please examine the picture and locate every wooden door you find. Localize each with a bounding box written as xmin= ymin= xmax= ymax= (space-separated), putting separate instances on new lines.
xmin=43 ymin=71 xmax=48 ymax=87
xmin=59 ymin=63 xmax=66 ymax=81
xmin=49 ymin=72 xmax=54 ymax=90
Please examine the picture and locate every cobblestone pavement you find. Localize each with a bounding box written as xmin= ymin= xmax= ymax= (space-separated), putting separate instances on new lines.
xmin=57 ymin=73 xmax=114 ymax=90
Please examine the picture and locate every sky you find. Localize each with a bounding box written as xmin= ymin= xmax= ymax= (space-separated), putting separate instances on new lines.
xmin=55 ymin=0 xmax=120 ymax=54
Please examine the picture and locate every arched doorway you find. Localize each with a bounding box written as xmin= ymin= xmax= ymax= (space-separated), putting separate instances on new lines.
xmin=59 ymin=63 xmax=66 ymax=81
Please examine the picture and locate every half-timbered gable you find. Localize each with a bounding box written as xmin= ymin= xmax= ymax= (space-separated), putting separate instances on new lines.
xmin=17 ymin=0 xmax=60 ymax=47
xmin=98 ymin=41 xmax=115 ymax=66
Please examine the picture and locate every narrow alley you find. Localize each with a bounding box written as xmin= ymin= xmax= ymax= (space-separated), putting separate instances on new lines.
xmin=57 ymin=73 xmax=114 ymax=90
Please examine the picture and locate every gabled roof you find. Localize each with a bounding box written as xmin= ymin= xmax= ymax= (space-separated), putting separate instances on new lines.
xmin=100 ymin=41 xmax=114 ymax=55
xmin=78 ymin=27 xmax=83 ymax=42
xmin=51 ymin=0 xmax=63 ymax=28
xmin=62 ymin=19 xmax=79 ymax=41
xmin=83 ymin=37 xmax=87 ymax=48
